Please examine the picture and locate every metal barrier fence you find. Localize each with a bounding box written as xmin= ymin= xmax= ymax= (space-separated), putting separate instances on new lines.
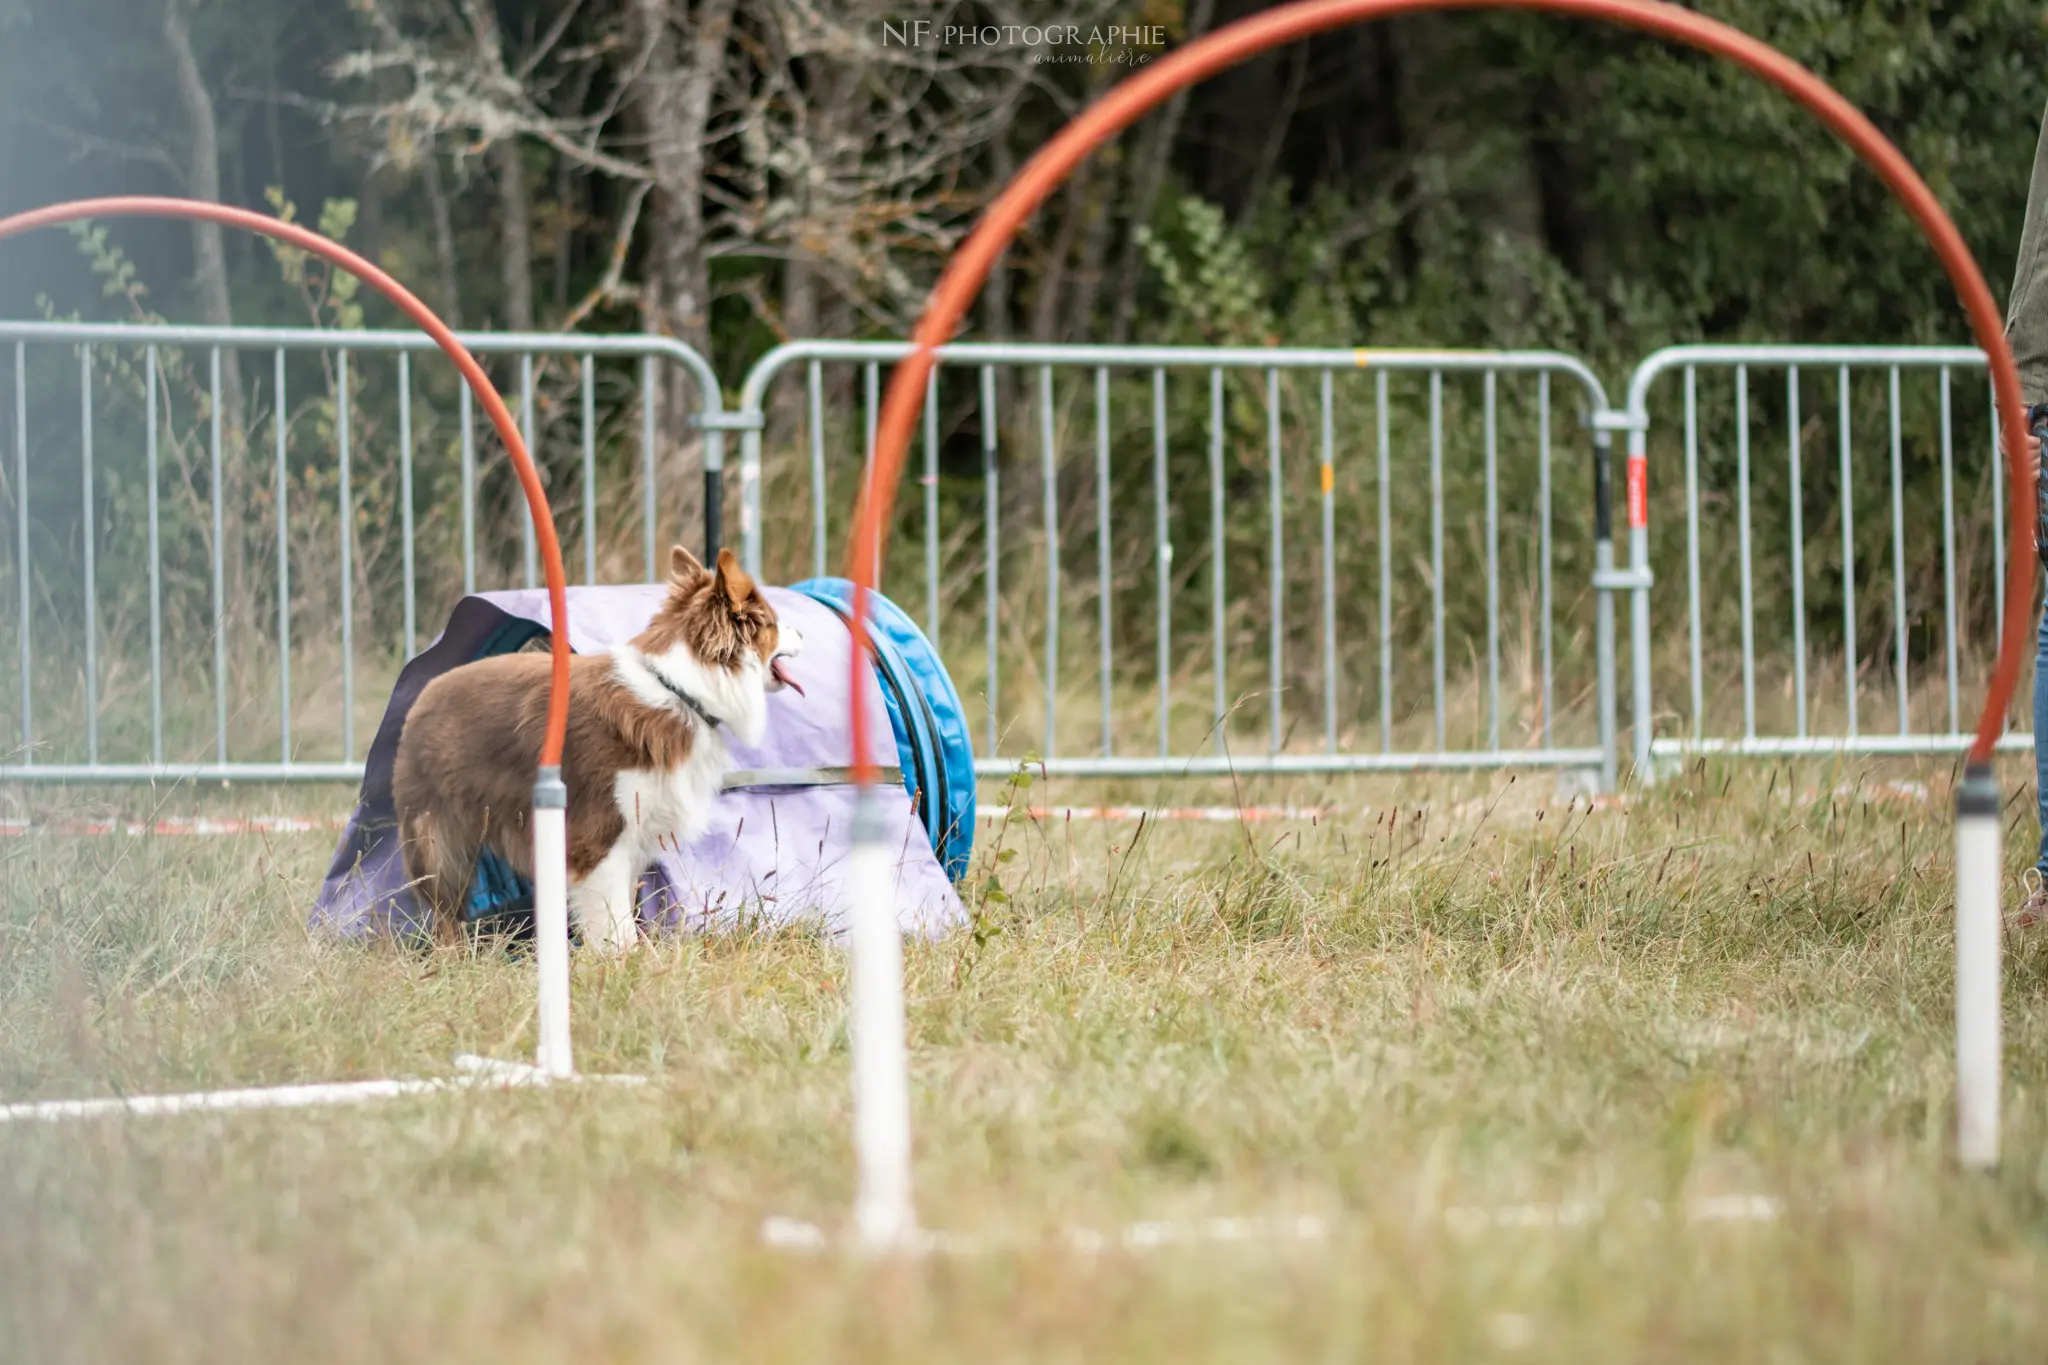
xmin=0 ymin=323 xmax=719 ymax=782
xmin=15 ymin=323 xmax=2028 ymax=792
xmin=1621 ymin=344 xmax=2030 ymax=775
xmin=734 ymin=342 xmax=1622 ymax=783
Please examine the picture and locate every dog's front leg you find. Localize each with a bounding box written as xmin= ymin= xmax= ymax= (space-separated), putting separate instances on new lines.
xmin=569 ymin=845 xmax=641 ymax=953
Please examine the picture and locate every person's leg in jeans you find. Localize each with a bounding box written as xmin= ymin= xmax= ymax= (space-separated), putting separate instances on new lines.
xmin=2034 ymin=606 xmax=2048 ymax=905
xmin=2010 ymin=99 xmax=2048 ymax=921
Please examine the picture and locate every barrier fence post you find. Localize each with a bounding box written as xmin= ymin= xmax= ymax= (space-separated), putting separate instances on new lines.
xmin=740 ymin=415 xmax=765 ymax=580
xmin=703 ymin=427 xmax=724 ymax=561
xmin=1591 ymin=423 xmax=1619 ymax=794
xmin=1588 ymin=410 xmax=1645 ymax=794
xmin=698 ymin=412 xmax=761 ymax=566
xmin=1627 ymin=417 xmax=1656 ymax=781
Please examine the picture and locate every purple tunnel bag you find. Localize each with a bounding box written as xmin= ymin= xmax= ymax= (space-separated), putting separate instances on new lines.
xmin=309 ymin=584 xmax=966 ymax=942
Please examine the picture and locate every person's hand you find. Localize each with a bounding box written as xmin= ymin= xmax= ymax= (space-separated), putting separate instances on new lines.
xmin=2018 ymin=419 xmax=2048 ymax=567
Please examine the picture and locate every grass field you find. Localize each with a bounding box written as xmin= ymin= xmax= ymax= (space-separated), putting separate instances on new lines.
xmin=5 ymin=758 xmax=2048 ymax=1362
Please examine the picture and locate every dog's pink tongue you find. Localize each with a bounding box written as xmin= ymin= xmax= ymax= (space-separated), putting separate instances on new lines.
xmin=771 ymin=657 xmax=804 ymax=696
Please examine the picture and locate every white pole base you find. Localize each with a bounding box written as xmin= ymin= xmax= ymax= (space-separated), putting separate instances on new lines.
xmin=847 ymin=795 xmax=917 ymax=1251
xmin=1955 ymin=764 xmax=2002 ymax=1171
xmin=533 ymin=769 xmax=574 ymax=1079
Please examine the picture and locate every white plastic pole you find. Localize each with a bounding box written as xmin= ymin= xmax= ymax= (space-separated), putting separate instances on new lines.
xmin=533 ymin=769 xmax=574 ymax=1079
xmin=848 ymin=791 xmax=916 ymax=1249
xmin=1954 ymin=763 xmax=2000 ymax=1170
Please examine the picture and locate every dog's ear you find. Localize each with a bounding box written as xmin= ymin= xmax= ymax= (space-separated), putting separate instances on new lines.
xmin=669 ymin=544 xmax=706 ymax=584
xmin=713 ymin=547 xmax=754 ymax=608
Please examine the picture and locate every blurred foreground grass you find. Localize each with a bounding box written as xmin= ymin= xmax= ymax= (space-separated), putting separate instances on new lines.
xmin=6 ymin=759 xmax=2048 ymax=1361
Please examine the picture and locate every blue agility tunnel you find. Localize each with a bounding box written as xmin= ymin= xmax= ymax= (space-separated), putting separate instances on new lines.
xmin=790 ymin=578 xmax=977 ymax=882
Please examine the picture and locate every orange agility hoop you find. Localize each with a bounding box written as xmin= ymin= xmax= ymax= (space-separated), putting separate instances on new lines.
xmin=0 ymin=195 xmax=575 ymax=768
xmin=845 ymin=0 xmax=2032 ymax=779
xmin=831 ymin=0 xmax=2033 ymax=1247
xmin=0 ymin=196 xmax=582 ymax=1076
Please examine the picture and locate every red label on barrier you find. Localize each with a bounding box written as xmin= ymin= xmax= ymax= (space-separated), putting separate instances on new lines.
xmin=1626 ymin=455 xmax=1648 ymax=530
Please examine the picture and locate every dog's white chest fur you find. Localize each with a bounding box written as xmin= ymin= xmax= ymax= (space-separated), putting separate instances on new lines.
xmin=612 ymin=753 xmax=725 ymax=862
xmin=605 ymin=641 xmax=768 ymax=864
xmin=565 ymin=642 xmax=771 ymax=952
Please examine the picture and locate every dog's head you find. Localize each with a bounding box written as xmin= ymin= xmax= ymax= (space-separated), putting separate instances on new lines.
xmin=630 ymin=546 xmax=804 ymax=743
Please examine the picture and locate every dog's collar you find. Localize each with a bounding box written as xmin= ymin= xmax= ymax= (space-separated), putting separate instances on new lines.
xmin=643 ymin=660 xmax=725 ymax=730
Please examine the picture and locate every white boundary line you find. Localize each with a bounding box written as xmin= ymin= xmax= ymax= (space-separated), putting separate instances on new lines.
xmin=980 ymin=804 xmax=1330 ymax=823
xmin=0 ymin=1055 xmax=646 ymax=1124
xmin=0 ymin=799 xmax=1635 ymax=836
xmin=0 ymin=809 xmax=1332 ymax=835
xmin=977 ymin=797 xmax=1627 ymax=823
xmin=759 ymin=1213 xmax=1333 ymax=1257
xmin=1442 ymin=1193 xmax=1782 ymax=1232
xmin=759 ymin=1194 xmax=1780 ymax=1256
xmin=0 ymin=815 xmax=350 ymax=837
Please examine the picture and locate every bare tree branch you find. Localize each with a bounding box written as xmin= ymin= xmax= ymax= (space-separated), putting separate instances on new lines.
xmin=516 ymin=0 xmax=590 ymax=81
xmin=27 ymin=115 xmax=184 ymax=180
xmin=558 ymin=179 xmax=652 ymax=332
xmin=329 ymin=0 xmax=652 ymax=182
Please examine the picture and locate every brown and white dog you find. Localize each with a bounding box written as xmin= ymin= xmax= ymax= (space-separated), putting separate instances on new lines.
xmin=392 ymin=545 xmax=803 ymax=952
